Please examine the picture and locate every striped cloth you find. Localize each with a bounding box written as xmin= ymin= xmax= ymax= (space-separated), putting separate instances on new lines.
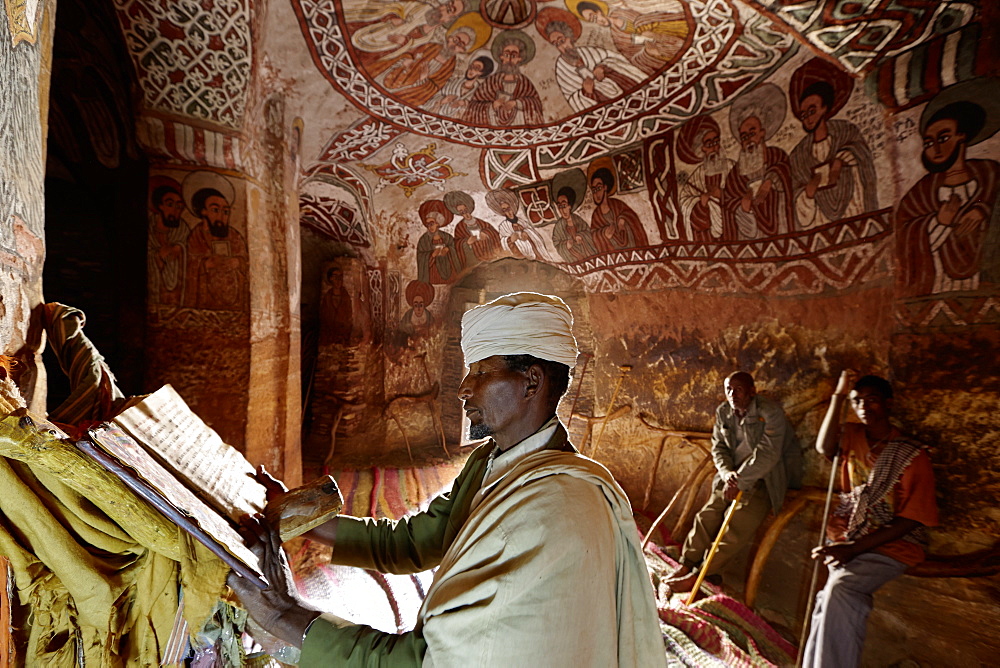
xmin=659 ymin=595 xmax=797 ymax=667
xmin=318 ymin=457 xmax=468 ymax=520
xmin=648 ymin=543 xmax=796 ymax=667
xmin=844 ymin=439 xmax=927 ymax=546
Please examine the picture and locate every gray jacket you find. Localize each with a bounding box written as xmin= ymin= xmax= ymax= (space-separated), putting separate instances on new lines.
xmin=711 ymin=394 xmax=802 ymax=513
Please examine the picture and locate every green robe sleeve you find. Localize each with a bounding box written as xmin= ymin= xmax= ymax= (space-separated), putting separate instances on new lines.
xmin=332 ymin=443 xmax=492 ymax=573
xmin=301 ymin=616 xmax=427 ymax=667
xmin=300 ymin=445 xmax=492 ymax=665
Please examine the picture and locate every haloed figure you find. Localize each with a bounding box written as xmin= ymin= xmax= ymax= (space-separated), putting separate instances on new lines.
xmin=185 ymin=185 xmax=248 ymax=311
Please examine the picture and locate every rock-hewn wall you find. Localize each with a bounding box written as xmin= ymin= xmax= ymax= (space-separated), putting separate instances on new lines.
xmin=1 ymin=2 xmax=52 ymax=408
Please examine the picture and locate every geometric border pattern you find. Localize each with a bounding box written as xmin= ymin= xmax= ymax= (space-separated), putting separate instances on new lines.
xmin=114 ymin=0 xmax=252 ymax=128
xmin=751 ymin=0 xmax=977 ymax=74
xmin=560 ymin=210 xmax=893 ymax=295
xmin=895 ymin=295 xmax=1000 ymax=330
xmin=136 ymin=116 xmax=247 ymax=170
xmin=317 ymin=117 xmax=405 ymax=165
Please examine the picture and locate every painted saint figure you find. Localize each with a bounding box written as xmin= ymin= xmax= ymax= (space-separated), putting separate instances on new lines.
xmin=573 ymin=0 xmax=688 ymax=75
xmin=464 ymin=31 xmax=543 ymax=126
xmin=372 ymin=26 xmax=475 ymax=106
xmin=399 ymin=280 xmax=436 ymax=343
xmin=430 ymin=53 xmax=494 ymax=116
xmin=485 ymin=188 xmax=547 ymax=260
xmin=416 ymin=199 xmax=460 ymax=284
xmin=183 ymin=173 xmax=248 ymax=311
xmin=722 ymin=84 xmax=794 ymax=239
xmin=538 ymin=9 xmax=645 ymax=113
xmin=147 ymin=176 xmax=188 ymax=306
xmin=552 ymin=186 xmax=599 ymax=262
xmin=345 ymin=0 xmax=466 ymax=62
xmin=789 ymin=59 xmax=877 ymax=229
xmin=588 ymin=165 xmax=649 ymax=252
xmin=896 ymin=82 xmax=1000 ymax=297
xmin=676 ymin=115 xmax=735 ymax=241
xmin=371 ymin=14 xmax=491 ymax=108
xmin=444 ymin=190 xmax=503 ymax=269
xmin=319 ymin=266 xmax=354 ymax=346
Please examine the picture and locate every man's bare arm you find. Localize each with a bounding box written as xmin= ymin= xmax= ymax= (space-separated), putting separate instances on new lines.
xmin=811 ymin=517 xmax=923 ymax=567
xmin=816 ymin=370 xmax=857 ymax=458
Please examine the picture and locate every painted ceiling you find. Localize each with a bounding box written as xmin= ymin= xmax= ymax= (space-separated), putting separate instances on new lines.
xmin=111 ymin=0 xmax=979 ymax=138
xmin=109 ymin=0 xmax=993 ymax=302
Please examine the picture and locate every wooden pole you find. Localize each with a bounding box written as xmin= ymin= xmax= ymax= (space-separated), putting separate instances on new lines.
xmin=685 ymin=489 xmax=744 ymax=606
xmin=566 ymin=353 xmax=591 ymax=429
xmin=796 ymin=453 xmax=840 ymax=667
xmin=591 ymin=365 xmax=630 ymax=457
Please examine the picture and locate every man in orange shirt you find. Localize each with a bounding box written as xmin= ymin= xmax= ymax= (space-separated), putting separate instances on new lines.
xmin=803 ymin=372 xmax=938 ymax=667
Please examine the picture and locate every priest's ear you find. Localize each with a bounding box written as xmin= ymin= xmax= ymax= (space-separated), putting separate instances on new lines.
xmin=523 ymin=363 xmax=544 ymax=399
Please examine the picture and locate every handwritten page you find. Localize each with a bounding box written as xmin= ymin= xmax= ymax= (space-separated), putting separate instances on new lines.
xmin=111 ymin=385 xmax=267 ymax=521
xmin=87 ymin=423 xmax=265 ymax=583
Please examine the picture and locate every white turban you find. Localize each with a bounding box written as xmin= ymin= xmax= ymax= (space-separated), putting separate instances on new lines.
xmin=461 ymin=292 xmax=578 ymax=367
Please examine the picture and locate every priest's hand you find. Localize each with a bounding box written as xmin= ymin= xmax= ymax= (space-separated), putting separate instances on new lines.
xmin=251 ymin=465 xmax=289 ymax=503
xmin=227 ymin=517 xmax=320 ymax=647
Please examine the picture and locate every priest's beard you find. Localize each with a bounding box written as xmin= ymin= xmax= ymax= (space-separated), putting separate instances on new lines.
xmin=469 ymin=423 xmax=494 ymax=439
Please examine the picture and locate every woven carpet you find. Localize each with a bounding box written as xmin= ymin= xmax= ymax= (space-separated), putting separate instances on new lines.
xmin=647 ymin=544 xmax=797 ymax=667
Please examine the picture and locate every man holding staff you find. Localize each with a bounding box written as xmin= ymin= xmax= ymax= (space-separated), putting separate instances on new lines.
xmin=664 ymin=371 xmax=801 ymax=594
xmin=229 ymin=292 xmax=665 ymax=666
xmin=802 ymin=371 xmax=938 ymax=667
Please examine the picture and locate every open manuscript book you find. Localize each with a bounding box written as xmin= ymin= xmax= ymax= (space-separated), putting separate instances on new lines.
xmin=80 ymin=384 xmax=342 ymax=589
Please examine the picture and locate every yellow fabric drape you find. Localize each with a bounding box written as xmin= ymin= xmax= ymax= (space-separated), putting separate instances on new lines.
xmin=0 ymin=409 xmax=229 ymax=666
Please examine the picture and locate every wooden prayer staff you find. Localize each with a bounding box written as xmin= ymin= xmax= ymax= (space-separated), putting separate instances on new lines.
xmin=591 ymin=365 xmax=631 ymax=458
xmin=685 ymin=489 xmax=744 ymax=606
xmin=796 ymin=453 xmax=841 ymax=667
xmin=566 ymin=352 xmax=592 ymax=429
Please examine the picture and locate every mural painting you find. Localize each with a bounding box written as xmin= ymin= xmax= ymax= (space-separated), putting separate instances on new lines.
xmin=550 ymin=168 xmax=598 ymax=262
xmin=416 ymin=199 xmax=460 ymax=284
xmin=181 ymin=171 xmax=248 ymax=311
xmin=338 ymin=0 xmax=693 ymax=126
xmin=587 ymin=157 xmax=649 ymax=251
xmin=677 ymin=115 xmax=732 ymax=241
xmin=486 ymin=187 xmax=550 ymax=260
xmin=363 ymin=143 xmax=465 ymax=197
xmin=319 ymin=266 xmax=356 ymax=346
xmin=722 ymin=82 xmax=793 ymax=240
xmin=146 ymin=170 xmax=248 ymax=312
xmin=537 ymin=8 xmax=645 ymax=113
xmin=299 ymin=175 xmax=373 ymax=247
xmin=467 ymin=31 xmax=544 ymax=126
xmin=294 ymin=0 xmax=790 ymax=151
xmin=895 ymin=79 xmax=1000 ymax=303
xmin=398 ymin=280 xmax=437 ymax=344
xmin=147 ymin=176 xmax=187 ymax=306
xmin=444 ymin=190 xmax=503 ymax=270
xmin=316 ymin=259 xmax=372 ymax=353
xmin=789 ymin=58 xmax=877 ymax=230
